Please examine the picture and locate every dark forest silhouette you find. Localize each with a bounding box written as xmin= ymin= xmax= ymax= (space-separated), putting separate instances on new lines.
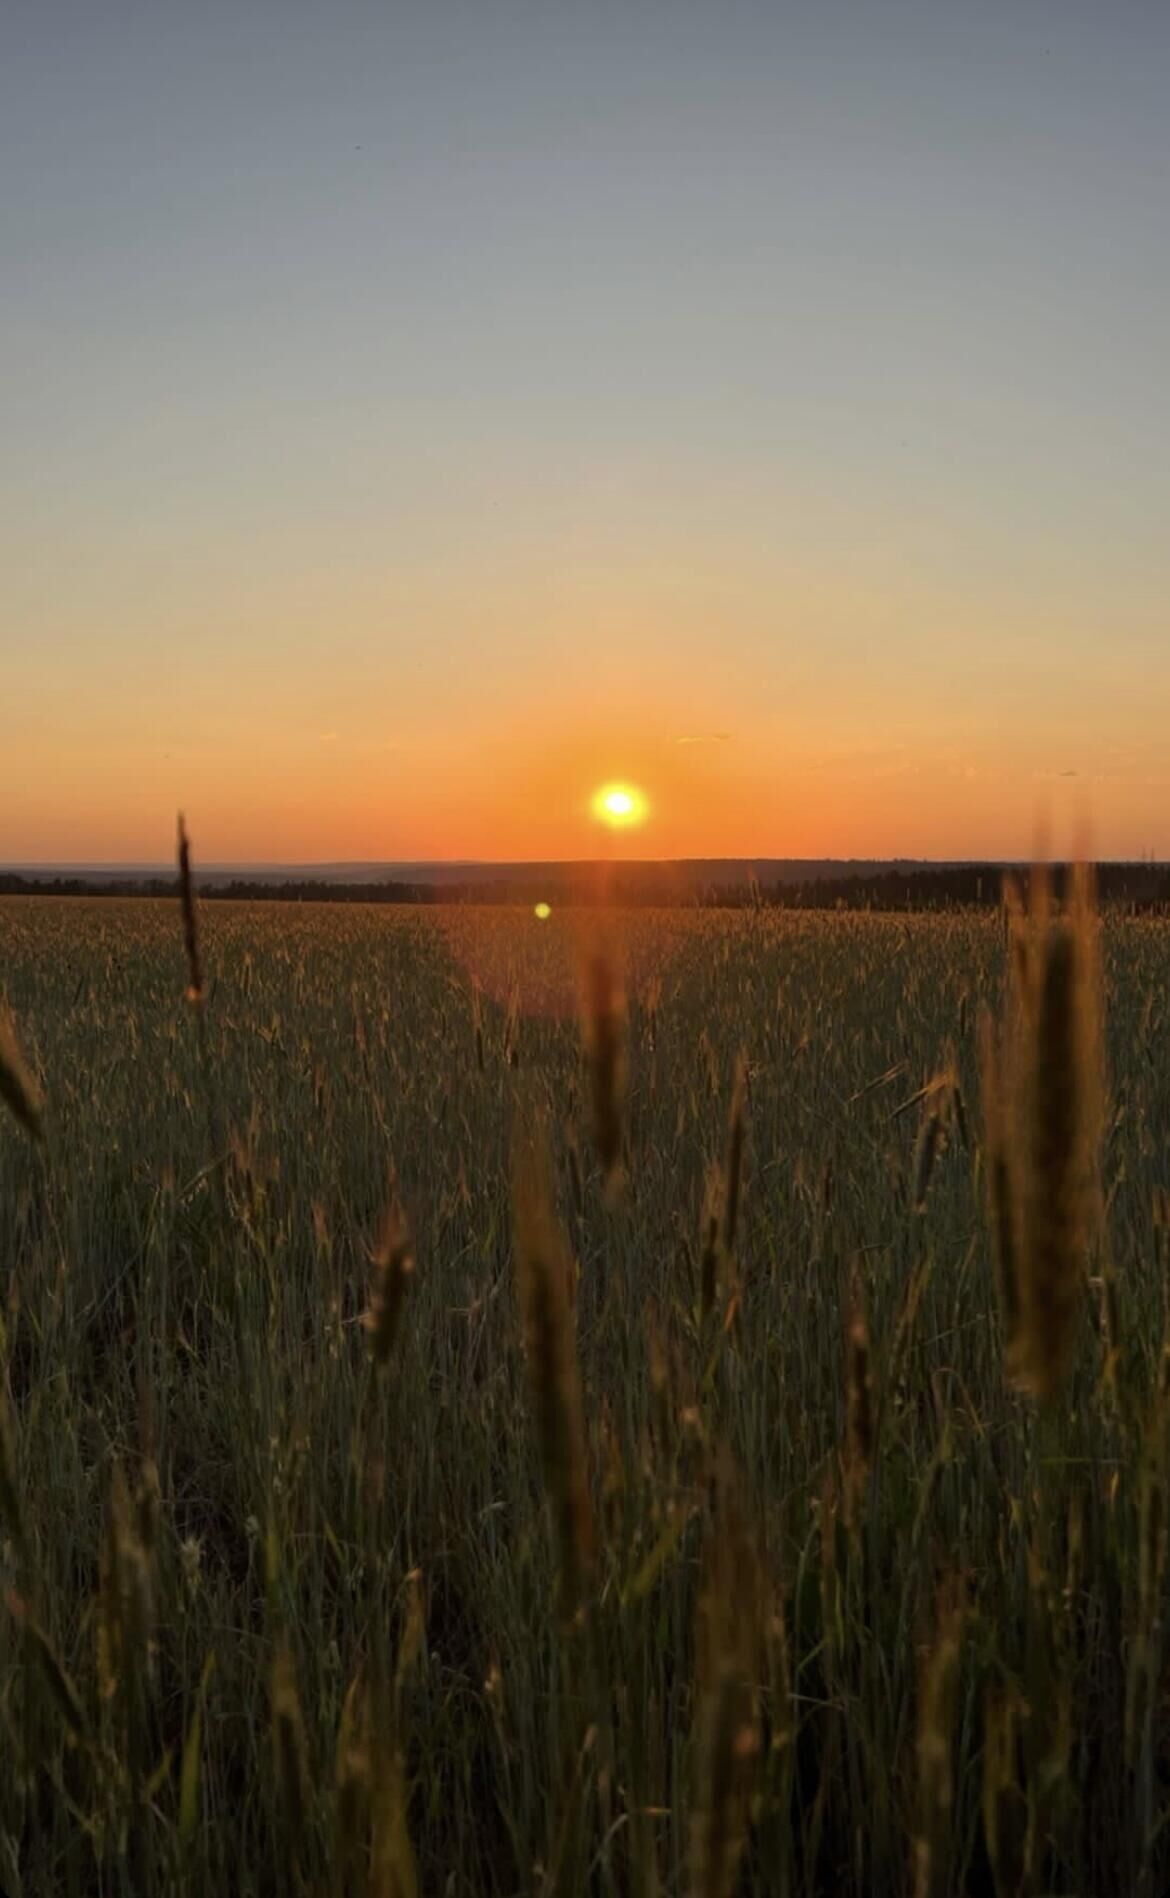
xmin=3 ymin=862 xmax=1168 ymax=911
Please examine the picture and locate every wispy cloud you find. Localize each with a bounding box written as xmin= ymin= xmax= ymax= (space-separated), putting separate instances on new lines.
xmin=319 ymin=730 xmax=339 ymax=744
xmin=672 ymin=730 xmax=731 ymax=747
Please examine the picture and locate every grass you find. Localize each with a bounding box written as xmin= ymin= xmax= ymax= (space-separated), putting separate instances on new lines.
xmin=1 ymin=888 xmax=1169 ymax=1894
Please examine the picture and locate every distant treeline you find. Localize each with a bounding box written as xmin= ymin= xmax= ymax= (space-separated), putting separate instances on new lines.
xmin=0 ymin=874 xmax=440 ymax=904
xmin=3 ymin=864 xmax=1170 ymax=911
xmin=722 ymin=862 xmax=1170 ymax=912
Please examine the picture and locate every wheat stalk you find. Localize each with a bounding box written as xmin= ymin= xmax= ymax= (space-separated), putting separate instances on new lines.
xmin=982 ymin=864 xmax=1102 ymax=1401
xmin=511 ymin=1117 xmax=595 ymax=1622
xmin=0 ymin=1008 xmax=43 ymax=1142
xmin=582 ymin=950 xmax=625 ymax=1189
xmin=177 ymin=814 xmax=204 ymax=1004
xmin=690 ymin=1455 xmax=762 ymax=1898
xmin=364 ymin=1190 xmax=415 ymax=1368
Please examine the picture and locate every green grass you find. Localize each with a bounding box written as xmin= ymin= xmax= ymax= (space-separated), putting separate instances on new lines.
xmin=1 ymin=894 xmax=1169 ymax=1895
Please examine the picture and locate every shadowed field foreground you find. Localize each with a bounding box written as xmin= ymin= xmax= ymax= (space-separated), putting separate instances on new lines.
xmin=2 ymin=891 xmax=1169 ymax=1895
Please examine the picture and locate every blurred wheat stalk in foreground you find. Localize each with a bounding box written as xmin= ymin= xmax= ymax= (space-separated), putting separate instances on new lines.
xmin=0 ymin=1006 xmax=43 ymax=1142
xmin=981 ymin=864 xmax=1103 ymax=1401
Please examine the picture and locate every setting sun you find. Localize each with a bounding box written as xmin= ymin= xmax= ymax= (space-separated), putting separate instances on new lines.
xmin=592 ymin=782 xmax=648 ymax=829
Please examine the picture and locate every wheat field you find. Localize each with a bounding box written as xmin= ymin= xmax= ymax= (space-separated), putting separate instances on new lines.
xmin=1 ymin=890 xmax=1169 ymax=1896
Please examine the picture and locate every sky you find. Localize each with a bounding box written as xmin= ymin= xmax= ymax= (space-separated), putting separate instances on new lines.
xmin=3 ymin=0 xmax=1168 ymax=863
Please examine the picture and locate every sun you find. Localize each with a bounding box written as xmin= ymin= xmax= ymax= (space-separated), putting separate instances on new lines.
xmin=592 ymin=782 xmax=648 ymax=829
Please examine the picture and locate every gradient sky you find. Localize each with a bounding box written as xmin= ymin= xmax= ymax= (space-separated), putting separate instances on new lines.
xmin=3 ymin=1 xmax=1168 ymax=862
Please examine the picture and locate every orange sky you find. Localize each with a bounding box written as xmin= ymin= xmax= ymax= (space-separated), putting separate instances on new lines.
xmin=3 ymin=632 xmax=1163 ymax=865
xmin=4 ymin=515 xmax=1167 ymax=861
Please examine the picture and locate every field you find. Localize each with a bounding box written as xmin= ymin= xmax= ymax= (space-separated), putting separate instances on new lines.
xmin=1 ymin=892 xmax=1169 ymax=1896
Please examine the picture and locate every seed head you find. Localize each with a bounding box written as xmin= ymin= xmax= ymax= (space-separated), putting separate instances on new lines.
xmin=0 ymin=1009 xmax=43 ymax=1143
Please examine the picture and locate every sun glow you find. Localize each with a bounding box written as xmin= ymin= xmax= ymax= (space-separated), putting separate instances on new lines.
xmin=592 ymin=782 xmax=648 ymax=829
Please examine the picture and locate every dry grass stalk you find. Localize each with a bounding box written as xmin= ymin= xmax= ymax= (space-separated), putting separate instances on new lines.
xmin=699 ymin=1166 xmax=722 ymax=1327
xmin=369 ymin=1744 xmax=419 ymax=1898
xmin=96 ymin=1464 xmax=156 ymax=1710
xmin=393 ymin=1567 xmax=426 ymax=1713
xmin=335 ymin=1666 xmax=372 ymax=1890
xmin=1097 ymin=1246 xmax=1123 ymax=1400
xmin=690 ymin=1456 xmax=762 ymax=1898
xmin=0 ymin=1007 xmax=43 ymax=1142
xmin=582 ymin=950 xmax=625 ymax=1187
xmin=981 ymin=864 xmax=1102 ymax=1401
xmin=333 ymin=1651 xmax=419 ymax=1898
xmin=177 ymin=814 xmax=204 ymax=1004
xmin=272 ymin=1638 xmax=311 ymax=1864
xmin=512 ymin=1118 xmax=595 ymax=1621
xmin=364 ymin=1193 xmax=415 ymax=1368
xmin=886 ymin=1252 xmax=933 ymax=1399
xmin=912 ymin=1102 xmax=943 ymax=1213
xmin=566 ymin=1125 xmax=584 ymax=1221
xmin=1020 ymin=922 xmax=1093 ymax=1393
xmin=914 ymin=1586 xmax=965 ymax=1898
xmin=178 ymin=1652 xmax=215 ymax=1853
xmin=844 ymin=1273 xmax=874 ymax=1521
xmin=722 ymin=1053 xmax=747 ymax=1258
xmin=504 ymin=986 xmax=521 ymax=1070
xmin=950 ymin=1082 xmax=970 ymax=1153
xmin=981 ymin=1685 xmax=1027 ymax=1898
xmin=695 ymin=1062 xmax=749 ymax=1329
xmin=470 ymin=982 xmax=485 ymax=1073
xmin=0 ymin=1394 xmax=26 ymax=1561
xmin=979 ymin=1011 xmax=1021 ymax=1365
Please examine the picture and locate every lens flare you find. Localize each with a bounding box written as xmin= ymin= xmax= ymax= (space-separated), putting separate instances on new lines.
xmin=592 ymin=782 xmax=648 ymax=829
xmin=534 ymin=901 xmax=551 ymax=920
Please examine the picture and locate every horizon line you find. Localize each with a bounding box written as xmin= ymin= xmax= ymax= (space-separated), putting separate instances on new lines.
xmin=3 ymin=854 xmax=1166 ymax=873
